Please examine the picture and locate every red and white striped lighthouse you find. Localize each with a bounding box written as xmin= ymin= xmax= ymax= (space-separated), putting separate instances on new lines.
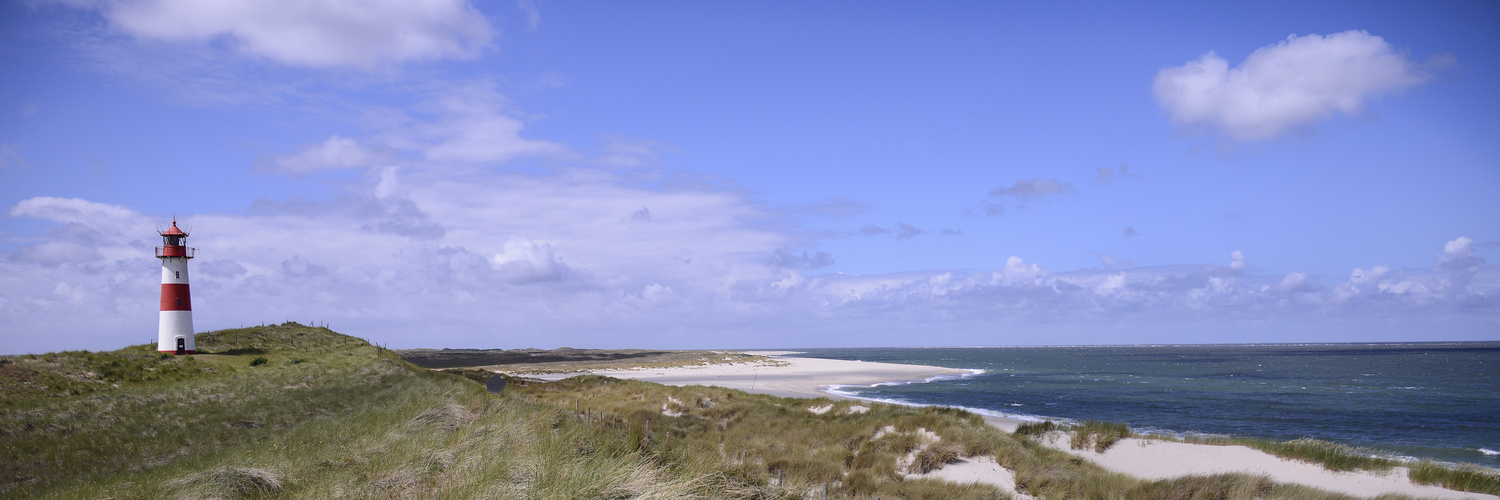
xmin=156 ymin=220 xmax=196 ymax=354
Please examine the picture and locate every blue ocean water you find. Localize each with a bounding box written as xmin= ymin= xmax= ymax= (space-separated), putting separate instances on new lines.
xmin=790 ymin=343 xmax=1500 ymax=467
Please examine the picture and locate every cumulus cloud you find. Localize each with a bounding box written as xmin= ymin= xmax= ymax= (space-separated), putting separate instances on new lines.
xmin=1438 ymin=236 xmax=1483 ymax=270
xmin=1123 ymin=226 xmax=1138 ymax=237
xmin=859 ymin=224 xmax=891 ymax=237
xmin=490 ymin=238 xmax=580 ymax=283
xmin=1154 ymin=30 xmax=1433 ymax=140
xmin=1229 ymin=250 xmax=1248 ymax=271
xmin=1273 ymin=271 xmax=1316 ymax=293
xmin=77 ymin=0 xmax=494 ymax=68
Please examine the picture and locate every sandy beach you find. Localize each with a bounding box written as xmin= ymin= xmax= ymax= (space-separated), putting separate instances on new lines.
xmin=514 ymin=353 xmax=1496 ymax=500
xmin=526 ymin=351 xmax=977 ymax=401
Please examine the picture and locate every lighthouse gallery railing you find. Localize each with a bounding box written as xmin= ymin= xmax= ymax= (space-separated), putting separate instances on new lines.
xmin=155 ymin=246 xmax=196 ymax=258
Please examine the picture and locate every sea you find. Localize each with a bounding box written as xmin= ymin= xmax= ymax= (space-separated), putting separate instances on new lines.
xmin=787 ymin=342 xmax=1500 ymax=467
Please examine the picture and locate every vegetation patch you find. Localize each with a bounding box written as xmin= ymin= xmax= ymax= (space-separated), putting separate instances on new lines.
xmin=1069 ymin=420 xmax=1133 ymax=453
xmin=1410 ymin=460 xmax=1500 ymax=495
xmin=1012 ymin=420 xmax=1061 ymax=437
xmin=5 ymin=324 xmax=1496 ymax=499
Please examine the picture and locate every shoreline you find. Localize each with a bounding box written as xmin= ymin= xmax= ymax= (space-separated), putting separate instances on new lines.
xmin=511 ymin=353 xmax=1497 ymax=500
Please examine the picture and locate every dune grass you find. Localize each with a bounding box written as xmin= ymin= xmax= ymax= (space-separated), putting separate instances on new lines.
xmin=4 ymin=325 xmax=1490 ymax=499
xmin=1 ymin=324 xmax=720 ymax=499
xmin=1069 ymin=420 xmax=1132 ymax=453
xmin=1410 ymin=460 xmax=1500 ymax=495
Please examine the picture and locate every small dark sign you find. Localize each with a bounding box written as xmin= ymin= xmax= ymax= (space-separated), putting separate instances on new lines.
xmin=485 ymin=375 xmax=507 ymax=394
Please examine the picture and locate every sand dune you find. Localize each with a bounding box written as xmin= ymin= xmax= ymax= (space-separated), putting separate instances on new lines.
xmin=516 ymin=354 xmax=1496 ymax=500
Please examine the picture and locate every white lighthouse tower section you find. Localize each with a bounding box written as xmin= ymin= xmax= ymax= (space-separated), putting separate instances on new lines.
xmin=157 ymin=256 xmax=195 ymax=353
xmin=155 ymin=219 xmax=195 ymax=354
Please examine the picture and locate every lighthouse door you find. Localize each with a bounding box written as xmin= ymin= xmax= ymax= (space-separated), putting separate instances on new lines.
xmin=176 ymin=338 xmax=186 ymax=355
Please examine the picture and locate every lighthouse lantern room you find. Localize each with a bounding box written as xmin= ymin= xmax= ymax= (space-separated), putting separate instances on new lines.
xmin=156 ymin=220 xmax=196 ymax=354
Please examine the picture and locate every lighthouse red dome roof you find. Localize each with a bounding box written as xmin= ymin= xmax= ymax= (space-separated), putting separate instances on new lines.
xmin=159 ymin=220 xmax=188 ymax=236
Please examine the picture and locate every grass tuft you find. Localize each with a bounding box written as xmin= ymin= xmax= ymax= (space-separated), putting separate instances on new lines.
xmin=202 ymin=466 xmax=284 ymax=498
xmin=1013 ymin=420 xmax=1061 ymax=437
xmin=408 ymin=402 xmax=476 ymax=431
xmin=1410 ymin=460 xmax=1500 ymax=495
xmin=1070 ymin=420 xmax=1132 ymax=452
xmin=908 ymin=441 xmax=963 ymax=474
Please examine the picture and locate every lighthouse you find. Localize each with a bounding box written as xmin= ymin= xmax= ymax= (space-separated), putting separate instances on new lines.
xmin=156 ymin=220 xmax=196 ymax=354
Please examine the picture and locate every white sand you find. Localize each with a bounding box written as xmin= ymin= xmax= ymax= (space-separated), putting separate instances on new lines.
xmin=906 ymin=455 xmax=1035 ymax=500
xmin=521 ymin=354 xmax=973 ymax=400
xmin=513 ymin=353 xmax=1496 ymax=500
xmin=1041 ymin=433 xmax=1497 ymax=500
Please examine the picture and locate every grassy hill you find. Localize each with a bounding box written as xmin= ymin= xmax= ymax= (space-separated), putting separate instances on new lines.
xmin=3 ymin=324 xmax=1492 ymax=499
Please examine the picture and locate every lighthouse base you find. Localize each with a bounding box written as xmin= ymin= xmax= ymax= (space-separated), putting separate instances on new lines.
xmin=157 ymin=310 xmax=196 ymax=354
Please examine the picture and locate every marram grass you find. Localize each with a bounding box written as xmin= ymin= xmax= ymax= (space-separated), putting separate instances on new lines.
xmin=2 ymin=324 xmax=1493 ymax=499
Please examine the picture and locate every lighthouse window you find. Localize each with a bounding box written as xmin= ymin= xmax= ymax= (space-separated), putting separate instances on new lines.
xmin=175 ymin=271 xmax=180 ymax=279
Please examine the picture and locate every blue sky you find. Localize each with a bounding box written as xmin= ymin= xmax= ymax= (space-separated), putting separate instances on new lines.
xmin=2 ymin=0 xmax=1497 ymax=353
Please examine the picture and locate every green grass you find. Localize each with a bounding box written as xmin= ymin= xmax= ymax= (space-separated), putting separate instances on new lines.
xmin=1012 ymin=420 xmax=1061 ymax=437
xmin=1 ymin=324 xmax=718 ymax=499
xmin=4 ymin=324 xmax=1493 ymax=499
xmin=1069 ymin=420 xmax=1132 ymax=453
xmin=1410 ymin=460 xmax=1500 ymax=495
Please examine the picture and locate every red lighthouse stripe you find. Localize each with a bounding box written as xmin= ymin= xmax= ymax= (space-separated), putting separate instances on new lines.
xmin=160 ymin=284 xmax=192 ymax=311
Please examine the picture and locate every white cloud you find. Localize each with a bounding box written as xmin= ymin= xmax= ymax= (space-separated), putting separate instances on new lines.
xmin=995 ymin=256 xmax=1047 ymax=285
xmin=384 ymin=84 xmax=568 ymax=165
xmin=374 ymin=166 xmax=401 ymax=198
xmin=10 ymin=196 xmax=143 ymax=227
xmin=3 ymin=191 xmax=1497 ymax=352
xmin=490 ymin=238 xmax=579 ymax=284
xmin=87 ymin=0 xmax=494 ymax=68
xmin=1229 ymin=250 xmax=1248 ymax=271
xmin=1153 ymin=30 xmax=1431 ymax=140
xmin=1273 ymin=271 xmax=1315 ymax=293
xmin=258 ymin=84 xmax=568 ymax=175
xmin=1439 ymin=236 xmax=1482 ymax=270
xmin=262 ymin=135 xmax=391 ymax=174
